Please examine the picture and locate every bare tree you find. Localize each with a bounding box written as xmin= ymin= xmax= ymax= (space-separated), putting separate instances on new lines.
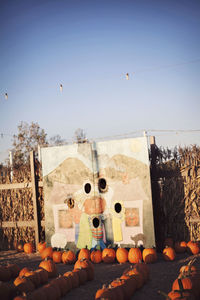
xmin=12 ymin=121 xmax=48 ymax=167
xmin=74 ymin=128 xmax=88 ymax=144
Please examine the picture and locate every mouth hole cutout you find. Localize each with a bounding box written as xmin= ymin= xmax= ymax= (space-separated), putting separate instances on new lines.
xmin=114 ymin=202 xmax=122 ymax=213
xmin=84 ymin=182 xmax=91 ymax=194
xmin=93 ymin=217 xmax=100 ymax=228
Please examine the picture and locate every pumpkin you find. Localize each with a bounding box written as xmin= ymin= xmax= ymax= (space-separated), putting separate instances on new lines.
xmin=61 ymin=272 xmax=73 ymax=290
xmin=78 ymin=246 xmax=90 ymax=260
xmin=158 ymin=289 xmax=195 ymax=300
xmin=128 ymin=247 xmax=142 ymax=264
xmin=142 ymin=248 xmax=157 ymax=263
xmin=73 ymin=268 xmax=87 ymax=285
xmin=37 ymin=241 xmax=46 ymax=253
xmin=0 ymin=265 xmax=12 ymax=281
xmin=134 ymin=261 xmax=150 ymax=283
xmin=24 ymin=270 xmax=40 ymax=288
xmin=35 ymin=268 xmax=49 ymax=284
xmin=110 ymin=279 xmax=125 ymax=300
xmin=116 ymin=247 xmax=128 ymax=264
xmin=39 ymin=258 xmax=57 ymax=278
xmin=23 ymin=242 xmax=34 ymax=254
xmin=120 ymin=273 xmax=137 ymax=297
xmin=163 ymin=247 xmax=176 ymax=261
xmin=187 ymin=241 xmax=200 ymax=255
xmin=19 ymin=267 xmax=30 ymax=277
xmin=102 ymin=247 xmax=116 ymax=263
xmin=52 ymin=250 xmax=62 ymax=263
xmin=95 ymin=284 xmax=115 ymax=300
xmin=40 ymin=247 xmax=53 ymax=260
xmin=50 ymin=276 xmax=71 ymax=296
xmin=16 ymin=242 xmax=24 ymax=253
xmin=172 ymin=277 xmax=195 ymax=296
xmin=63 ymin=271 xmax=79 ymax=288
xmin=124 ymin=266 xmax=144 ymax=289
xmin=14 ymin=277 xmax=35 ymax=293
xmin=90 ymin=249 xmax=102 ymax=264
xmin=174 ymin=241 xmax=187 ymax=253
xmin=74 ymin=258 xmax=94 ymax=281
xmin=179 ymin=259 xmax=197 ymax=276
xmin=62 ymin=250 xmax=76 ymax=264
xmin=167 ymin=290 xmax=195 ymax=300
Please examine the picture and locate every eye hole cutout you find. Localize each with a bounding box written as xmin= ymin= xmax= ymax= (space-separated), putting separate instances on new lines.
xmin=98 ymin=178 xmax=107 ymax=193
xmin=66 ymin=197 xmax=75 ymax=209
xmin=92 ymin=217 xmax=100 ymax=228
xmin=84 ymin=182 xmax=91 ymax=194
xmin=114 ymin=202 xmax=122 ymax=213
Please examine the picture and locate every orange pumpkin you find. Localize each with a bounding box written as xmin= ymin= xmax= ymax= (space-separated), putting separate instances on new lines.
xmin=167 ymin=290 xmax=195 ymax=300
xmin=78 ymin=246 xmax=90 ymax=260
xmin=163 ymin=247 xmax=176 ymax=261
xmin=124 ymin=266 xmax=145 ymax=289
xmin=14 ymin=277 xmax=35 ymax=293
xmin=95 ymin=284 xmax=115 ymax=300
xmin=40 ymin=247 xmax=53 ymax=260
xmin=63 ymin=271 xmax=79 ymax=288
xmin=16 ymin=242 xmax=24 ymax=253
xmin=172 ymin=277 xmax=194 ymax=293
xmin=74 ymin=258 xmax=94 ymax=281
xmin=19 ymin=267 xmax=30 ymax=277
xmin=187 ymin=241 xmax=200 ymax=255
xmin=52 ymin=250 xmax=62 ymax=263
xmin=62 ymin=250 xmax=76 ymax=264
xmin=23 ymin=242 xmax=34 ymax=254
xmin=39 ymin=258 xmax=57 ymax=278
xmin=90 ymin=249 xmax=102 ymax=264
xmin=174 ymin=241 xmax=187 ymax=253
xmin=128 ymin=247 xmax=142 ymax=264
xmin=102 ymin=247 xmax=116 ymax=263
xmin=37 ymin=241 xmax=46 ymax=253
xmin=142 ymin=248 xmax=157 ymax=263
xmin=134 ymin=261 xmax=150 ymax=283
xmin=116 ymin=247 xmax=128 ymax=264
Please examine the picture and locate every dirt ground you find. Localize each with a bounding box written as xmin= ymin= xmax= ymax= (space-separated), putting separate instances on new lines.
xmin=1 ymin=250 xmax=200 ymax=300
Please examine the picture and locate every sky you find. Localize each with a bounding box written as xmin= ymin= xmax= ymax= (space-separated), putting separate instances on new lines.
xmin=0 ymin=0 xmax=200 ymax=162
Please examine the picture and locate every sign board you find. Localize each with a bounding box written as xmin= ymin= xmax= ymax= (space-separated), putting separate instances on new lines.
xmin=41 ymin=137 xmax=155 ymax=249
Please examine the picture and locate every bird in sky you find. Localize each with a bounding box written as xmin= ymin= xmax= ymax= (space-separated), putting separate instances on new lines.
xmin=5 ymin=93 xmax=8 ymax=100
xmin=60 ymin=84 xmax=63 ymax=92
xmin=126 ymin=73 xmax=129 ymax=80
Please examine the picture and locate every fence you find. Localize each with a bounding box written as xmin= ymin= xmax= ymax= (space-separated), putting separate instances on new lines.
xmin=0 ymin=151 xmax=44 ymax=250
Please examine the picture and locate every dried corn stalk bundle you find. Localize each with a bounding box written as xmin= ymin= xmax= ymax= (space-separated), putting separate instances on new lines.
xmin=0 ymin=188 xmax=33 ymax=221
xmin=152 ymin=144 xmax=200 ymax=244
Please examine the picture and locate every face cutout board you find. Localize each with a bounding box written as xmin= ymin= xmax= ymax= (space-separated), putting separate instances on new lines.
xmin=41 ymin=137 xmax=155 ymax=250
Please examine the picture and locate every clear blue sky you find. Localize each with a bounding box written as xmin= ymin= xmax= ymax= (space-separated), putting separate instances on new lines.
xmin=0 ymin=0 xmax=200 ymax=162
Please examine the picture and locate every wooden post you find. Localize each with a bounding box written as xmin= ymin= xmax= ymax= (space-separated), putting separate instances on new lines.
xmin=30 ymin=151 xmax=39 ymax=247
